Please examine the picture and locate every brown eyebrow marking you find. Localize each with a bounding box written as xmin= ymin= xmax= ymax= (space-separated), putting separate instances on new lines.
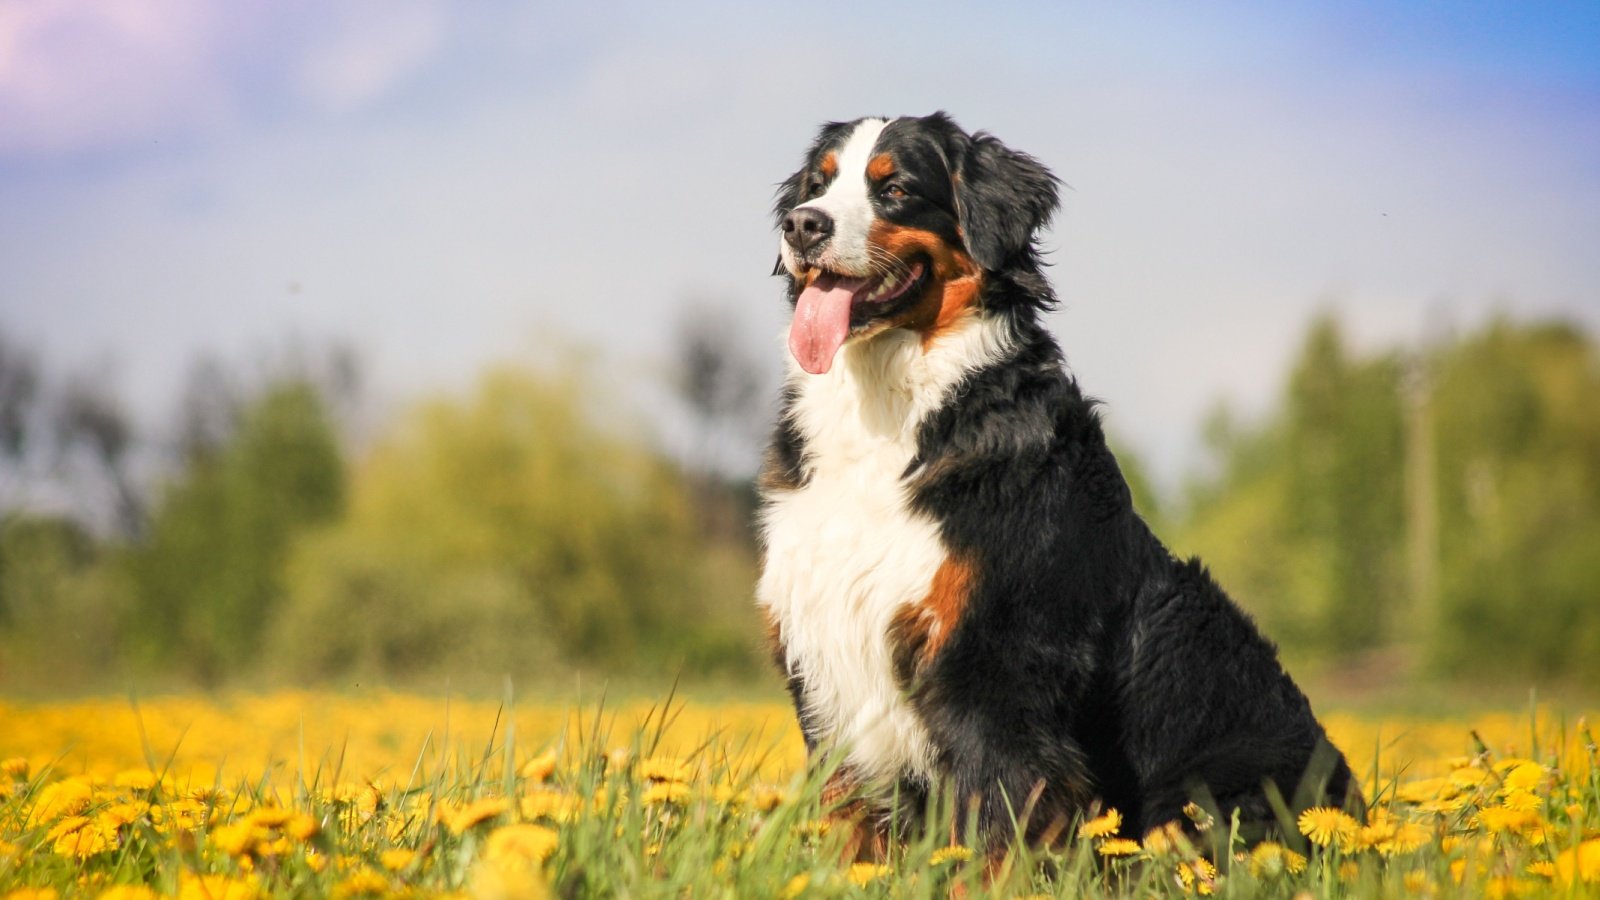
xmin=819 ymin=152 xmax=838 ymax=179
xmin=866 ymin=153 xmax=895 ymax=181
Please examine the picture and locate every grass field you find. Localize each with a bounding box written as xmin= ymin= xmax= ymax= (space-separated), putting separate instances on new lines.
xmin=1 ymin=690 xmax=1598 ymax=897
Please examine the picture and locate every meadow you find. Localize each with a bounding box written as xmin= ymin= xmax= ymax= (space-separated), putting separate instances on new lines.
xmin=1 ymin=690 xmax=1598 ymax=897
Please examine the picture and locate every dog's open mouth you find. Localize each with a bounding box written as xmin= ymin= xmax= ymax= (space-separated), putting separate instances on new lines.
xmin=790 ymin=259 xmax=928 ymax=375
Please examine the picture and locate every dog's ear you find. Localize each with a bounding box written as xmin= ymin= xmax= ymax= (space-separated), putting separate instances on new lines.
xmin=951 ymin=132 xmax=1059 ymax=271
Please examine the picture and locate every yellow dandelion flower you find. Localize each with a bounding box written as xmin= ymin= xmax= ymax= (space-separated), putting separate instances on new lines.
xmin=1175 ymin=858 xmax=1216 ymax=894
xmin=1249 ymin=842 xmax=1293 ymax=878
xmin=713 ymin=784 xmax=745 ymax=810
xmin=151 ymin=798 xmax=209 ymax=833
xmin=475 ymin=862 xmax=552 ymax=900
xmin=0 ymin=840 xmax=18 ymax=859
xmin=0 ymin=758 xmax=29 ymax=779
xmin=49 ymin=816 xmax=115 ymax=858
xmin=109 ymin=799 xmax=151 ymax=823
xmin=335 ymin=783 xmax=383 ymax=823
xmin=1297 ymin=806 xmax=1360 ymax=847
xmin=642 ymin=781 xmax=691 ymax=806
xmin=753 ymin=784 xmax=786 ymax=812
xmin=1356 ymin=815 xmax=1396 ymax=851
xmin=210 ymin=822 xmax=264 ymax=857
xmin=1078 ymin=808 xmax=1122 ymax=839
xmin=1501 ymin=790 xmax=1542 ymax=813
xmin=1555 ymin=837 xmax=1600 ymax=884
xmin=331 ymin=868 xmax=389 ymax=899
xmin=5 ymin=890 xmax=59 ymax=900
xmin=305 ymin=850 xmax=329 ymax=874
xmin=519 ymin=752 xmax=558 ymax=783
xmin=283 ymin=813 xmax=319 ymax=841
xmin=1501 ymin=762 xmax=1543 ymax=793
xmin=1142 ymin=821 xmax=1189 ymax=856
xmin=931 ymin=845 xmax=974 ymax=865
xmin=779 ymin=874 xmax=812 ymax=900
xmin=1376 ymin=821 xmax=1431 ymax=856
xmin=637 ymin=757 xmax=693 ymax=784
xmin=1182 ymin=801 xmax=1215 ymax=830
xmin=1476 ymin=806 xmax=1539 ymax=834
xmin=446 ymin=797 xmax=510 ymax=834
xmin=794 ymin=819 xmax=832 ymax=840
xmin=248 ymin=806 xmax=294 ymax=829
xmin=1097 ymin=838 xmax=1142 ymax=857
xmin=97 ymin=887 xmax=158 ymax=900
xmin=1402 ymin=869 xmax=1433 ymax=893
xmin=177 ymin=873 xmax=257 ymax=900
xmin=521 ymin=789 xmax=578 ymax=823
xmin=1420 ymin=795 xmax=1470 ymax=815
xmin=1526 ymin=860 xmax=1556 ymax=879
xmin=1337 ymin=860 xmax=1360 ymax=882
xmin=1396 ymin=777 xmax=1459 ymax=804
xmin=846 ymin=863 xmax=890 ymax=886
xmin=31 ymin=777 xmax=94 ymax=822
xmin=380 ymin=848 xmax=416 ymax=872
xmin=484 ymin=824 xmax=560 ymax=866
xmin=1448 ymin=767 xmax=1490 ymax=789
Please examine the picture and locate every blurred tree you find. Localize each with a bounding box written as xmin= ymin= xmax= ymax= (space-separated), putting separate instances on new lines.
xmin=0 ymin=513 xmax=126 ymax=687
xmin=1175 ymin=313 xmax=1600 ymax=681
xmin=1281 ymin=316 xmax=1405 ymax=653
xmin=1429 ymin=319 xmax=1600 ymax=679
xmin=126 ymin=380 xmax=345 ymax=685
xmin=0 ymin=331 xmax=41 ymax=512
xmin=55 ymin=373 xmax=144 ymax=539
xmin=671 ymin=302 xmax=770 ymax=543
xmin=271 ymin=365 xmax=760 ymax=684
xmin=173 ymin=355 xmax=239 ymax=469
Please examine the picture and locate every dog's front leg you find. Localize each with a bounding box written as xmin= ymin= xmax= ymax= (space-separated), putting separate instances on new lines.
xmin=819 ymin=768 xmax=891 ymax=862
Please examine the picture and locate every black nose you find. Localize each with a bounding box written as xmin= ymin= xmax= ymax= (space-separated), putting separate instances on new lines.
xmin=782 ymin=207 xmax=833 ymax=256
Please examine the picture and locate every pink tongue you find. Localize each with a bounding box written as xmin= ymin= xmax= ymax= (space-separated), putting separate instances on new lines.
xmin=789 ymin=273 xmax=865 ymax=375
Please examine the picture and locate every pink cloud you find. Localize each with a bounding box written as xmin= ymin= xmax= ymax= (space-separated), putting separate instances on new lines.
xmin=0 ymin=0 xmax=228 ymax=157
xmin=0 ymin=0 xmax=448 ymax=159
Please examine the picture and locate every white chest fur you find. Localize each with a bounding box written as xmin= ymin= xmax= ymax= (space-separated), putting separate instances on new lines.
xmin=757 ymin=318 xmax=1013 ymax=785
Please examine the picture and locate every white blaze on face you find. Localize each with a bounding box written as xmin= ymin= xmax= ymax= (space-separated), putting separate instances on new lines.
xmin=780 ymin=117 xmax=889 ymax=277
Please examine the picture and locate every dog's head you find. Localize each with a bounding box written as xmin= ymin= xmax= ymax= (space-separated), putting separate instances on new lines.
xmin=773 ymin=112 xmax=1058 ymax=374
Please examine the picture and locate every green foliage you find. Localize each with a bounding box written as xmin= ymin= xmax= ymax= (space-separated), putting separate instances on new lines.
xmin=268 ymin=366 xmax=760 ymax=684
xmin=0 ymin=514 xmax=127 ymax=688
xmin=1175 ymin=314 xmax=1600 ymax=680
xmin=125 ymin=381 xmax=345 ymax=684
xmin=1429 ymin=320 xmax=1600 ymax=679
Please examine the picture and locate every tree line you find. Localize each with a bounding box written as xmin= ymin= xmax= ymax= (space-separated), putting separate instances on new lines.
xmin=0 ymin=311 xmax=1595 ymax=692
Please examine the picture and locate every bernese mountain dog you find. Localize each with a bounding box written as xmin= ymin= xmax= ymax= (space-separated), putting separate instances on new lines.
xmin=758 ymin=112 xmax=1359 ymax=852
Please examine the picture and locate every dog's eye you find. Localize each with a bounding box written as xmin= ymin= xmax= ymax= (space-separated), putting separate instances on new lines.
xmin=882 ymin=184 xmax=908 ymax=200
xmin=804 ymin=179 xmax=826 ymax=198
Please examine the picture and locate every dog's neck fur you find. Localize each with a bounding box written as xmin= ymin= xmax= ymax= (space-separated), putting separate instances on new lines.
xmin=785 ymin=312 xmax=1016 ymax=472
xmin=759 ymin=311 xmax=1017 ymax=785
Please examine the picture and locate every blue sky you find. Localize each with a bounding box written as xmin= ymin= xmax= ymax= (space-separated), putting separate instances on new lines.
xmin=1 ymin=1 xmax=1596 ymax=484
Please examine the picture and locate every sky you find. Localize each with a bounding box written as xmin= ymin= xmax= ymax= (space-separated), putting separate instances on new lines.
xmin=2 ymin=0 xmax=1597 ymax=488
